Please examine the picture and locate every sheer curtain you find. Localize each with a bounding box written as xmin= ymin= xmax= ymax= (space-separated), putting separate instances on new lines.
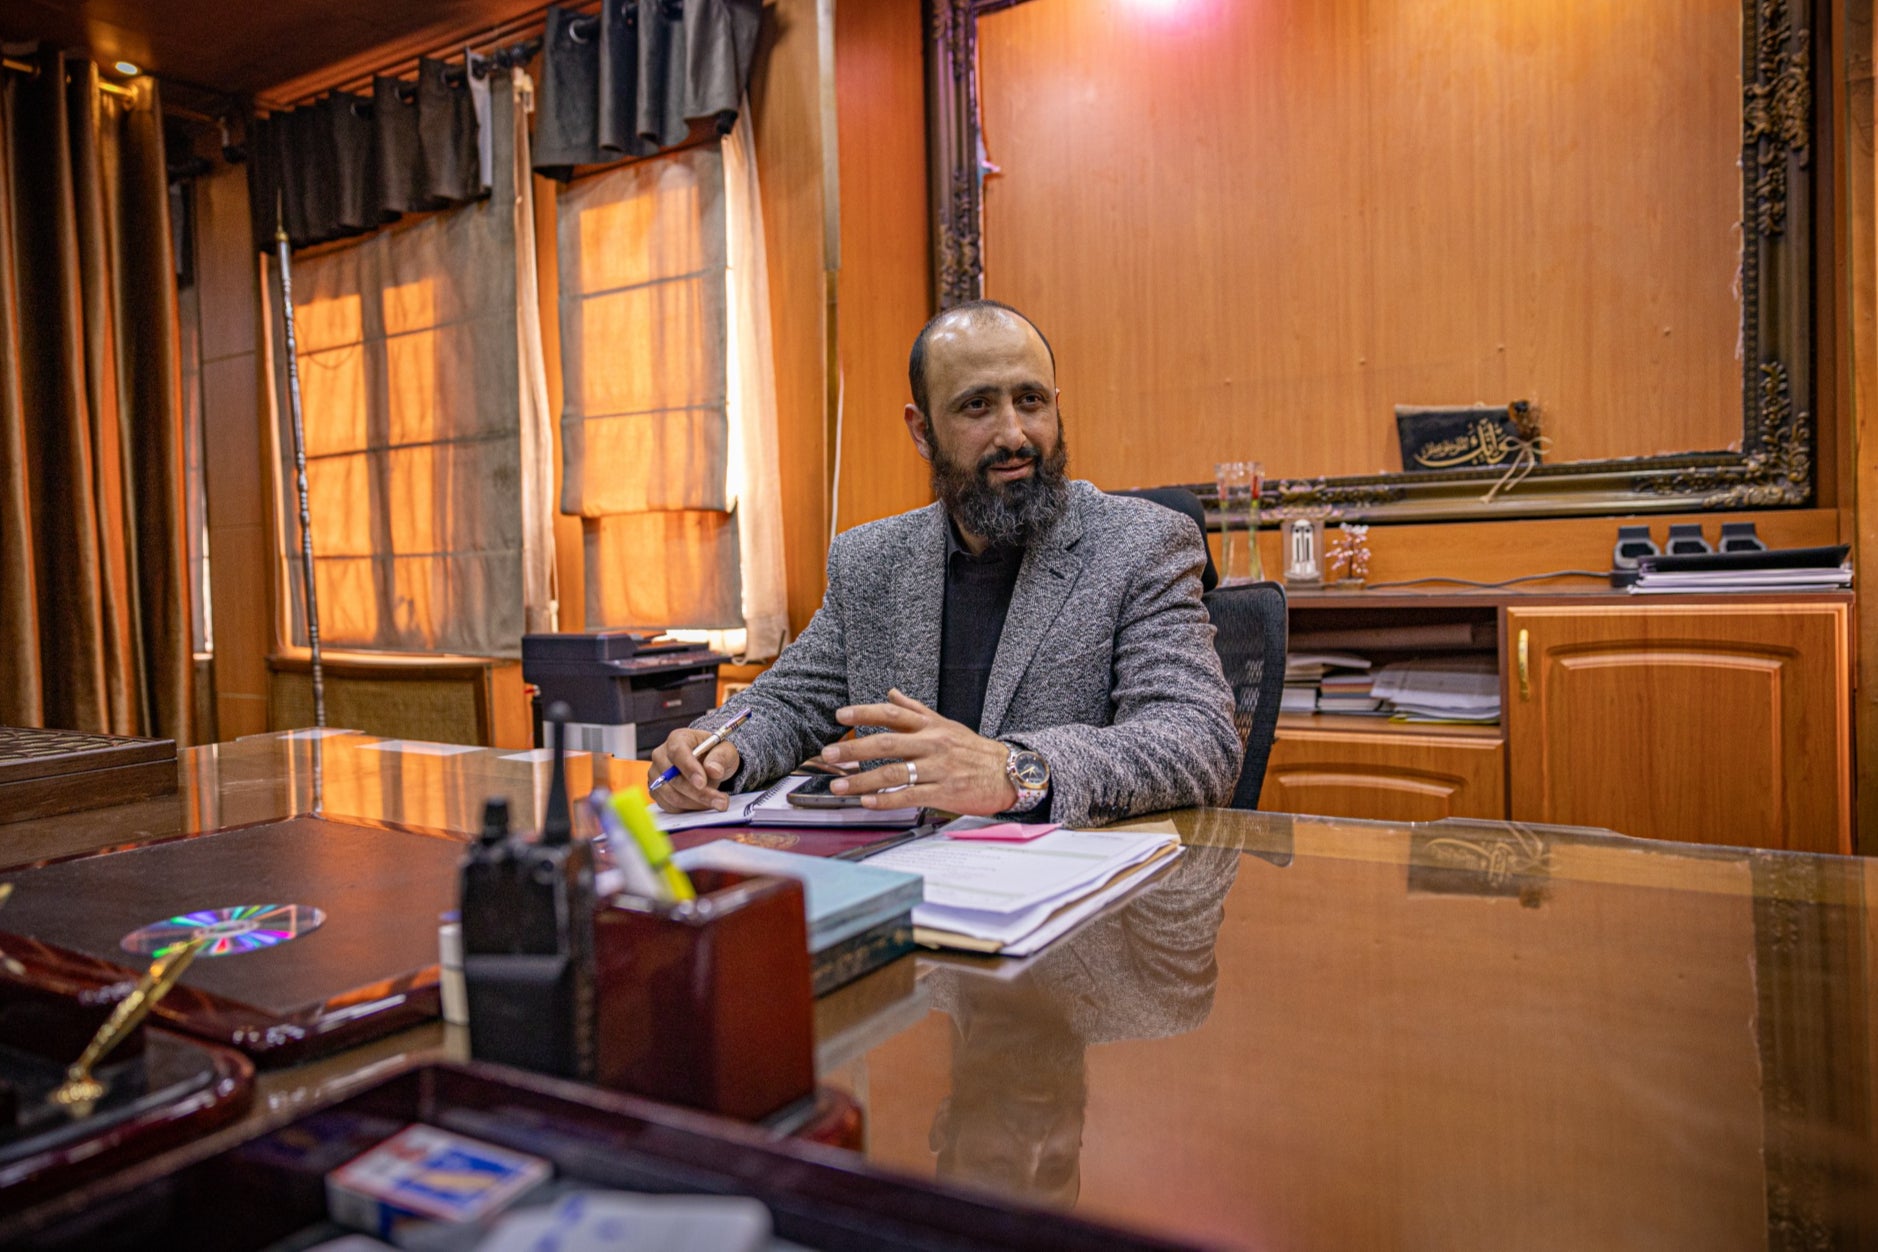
xmin=267 ymin=70 xmax=554 ymax=658
xmin=723 ymin=104 xmax=786 ymax=659
xmin=555 ymin=108 xmax=784 ymax=659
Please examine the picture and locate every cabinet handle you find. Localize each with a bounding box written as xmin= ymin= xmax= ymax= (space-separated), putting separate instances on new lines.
xmin=1517 ymin=628 xmax=1530 ymax=701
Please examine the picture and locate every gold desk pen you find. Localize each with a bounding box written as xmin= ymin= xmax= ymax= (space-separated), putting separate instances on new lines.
xmin=50 ymin=936 xmax=210 ymax=1115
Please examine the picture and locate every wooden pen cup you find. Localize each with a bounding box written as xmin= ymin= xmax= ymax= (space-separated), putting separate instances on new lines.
xmin=592 ymin=870 xmax=814 ymax=1121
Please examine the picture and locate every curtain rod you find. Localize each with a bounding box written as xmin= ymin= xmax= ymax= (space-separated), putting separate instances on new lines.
xmin=2 ymin=55 xmax=136 ymax=98
xmin=265 ymin=1 xmax=602 ymax=111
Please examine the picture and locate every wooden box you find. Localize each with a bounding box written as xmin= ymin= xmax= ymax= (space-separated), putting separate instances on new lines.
xmin=0 ymin=728 xmax=177 ymax=824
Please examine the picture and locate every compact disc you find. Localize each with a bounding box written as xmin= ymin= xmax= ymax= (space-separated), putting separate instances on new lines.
xmin=121 ymin=904 xmax=326 ymax=958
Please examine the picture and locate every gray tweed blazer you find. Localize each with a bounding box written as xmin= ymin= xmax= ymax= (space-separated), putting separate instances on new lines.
xmin=697 ymin=480 xmax=1241 ymax=826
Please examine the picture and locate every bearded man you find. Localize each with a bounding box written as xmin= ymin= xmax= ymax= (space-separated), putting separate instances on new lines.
xmin=651 ymin=300 xmax=1240 ymax=826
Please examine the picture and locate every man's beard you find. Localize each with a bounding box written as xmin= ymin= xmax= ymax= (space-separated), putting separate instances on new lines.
xmin=927 ymin=419 xmax=1071 ymax=548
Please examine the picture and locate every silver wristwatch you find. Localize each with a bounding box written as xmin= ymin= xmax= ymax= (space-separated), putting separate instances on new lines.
xmin=1003 ymin=746 xmax=1051 ymax=814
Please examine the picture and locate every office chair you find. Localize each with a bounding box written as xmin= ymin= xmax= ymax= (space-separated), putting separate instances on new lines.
xmin=1112 ymin=488 xmax=1286 ymax=807
xmin=1203 ymin=580 xmax=1287 ymax=808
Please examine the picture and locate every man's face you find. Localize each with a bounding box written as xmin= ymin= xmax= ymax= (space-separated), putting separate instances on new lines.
xmin=905 ymin=312 xmax=1070 ymax=549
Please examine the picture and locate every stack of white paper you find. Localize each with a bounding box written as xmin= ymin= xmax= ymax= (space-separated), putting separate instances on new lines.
xmin=1370 ymin=656 xmax=1501 ymax=723
xmin=1631 ymin=565 xmax=1851 ymax=593
xmin=865 ymin=825 xmax=1181 ymax=957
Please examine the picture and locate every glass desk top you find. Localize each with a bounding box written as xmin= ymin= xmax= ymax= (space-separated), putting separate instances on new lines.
xmin=2 ymin=731 xmax=1873 ymax=1249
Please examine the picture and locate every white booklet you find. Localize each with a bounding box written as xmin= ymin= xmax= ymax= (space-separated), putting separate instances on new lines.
xmin=653 ymin=774 xmax=922 ymax=831
xmin=865 ymin=824 xmax=1182 ymax=957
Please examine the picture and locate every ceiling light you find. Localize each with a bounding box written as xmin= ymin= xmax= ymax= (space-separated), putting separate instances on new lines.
xmin=114 ymin=62 xmax=141 ymax=77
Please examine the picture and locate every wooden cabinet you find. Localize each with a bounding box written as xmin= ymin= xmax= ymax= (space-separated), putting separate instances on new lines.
xmin=1263 ymin=592 xmax=1853 ymax=855
xmin=1505 ymin=603 xmax=1850 ymax=855
xmin=1260 ymin=718 xmax=1505 ymax=823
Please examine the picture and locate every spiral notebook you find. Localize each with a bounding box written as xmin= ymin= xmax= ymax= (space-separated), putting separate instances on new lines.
xmin=653 ymin=775 xmax=922 ymax=831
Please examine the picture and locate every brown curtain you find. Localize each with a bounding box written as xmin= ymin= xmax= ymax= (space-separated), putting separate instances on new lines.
xmin=0 ymin=50 xmax=194 ymax=742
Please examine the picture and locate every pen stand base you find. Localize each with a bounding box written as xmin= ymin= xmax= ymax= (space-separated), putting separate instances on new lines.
xmin=593 ymin=871 xmax=815 ymax=1122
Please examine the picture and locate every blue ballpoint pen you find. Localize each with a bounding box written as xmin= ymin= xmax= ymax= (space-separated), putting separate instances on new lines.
xmin=646 ymin=707 xmax=753 ymax=795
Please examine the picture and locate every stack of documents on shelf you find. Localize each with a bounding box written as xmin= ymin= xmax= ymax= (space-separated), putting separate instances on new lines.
xmin=1280 ymin=684 xmax=1319 ymax=714
xmin=1370 ymin=656 xmax=1500 ymax=723
xmin=1631 ymin=545 xmax=1851 ymax=594
xmin=1317 ymin=669 xmax=1383 ymax=714
xmin=672 ymin=841 xmax=923 ymax=994
xmin=1284 ymin=651 xmax=1378 ymax=715
xmin=654 ymin=774 xmax=922 ymax=830
xmin=864 ymin=821 xmax=1182 ymax=957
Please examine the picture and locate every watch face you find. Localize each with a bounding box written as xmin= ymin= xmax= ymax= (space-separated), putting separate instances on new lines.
xmin=1012 ymin=752 xmax=1050 ymax=788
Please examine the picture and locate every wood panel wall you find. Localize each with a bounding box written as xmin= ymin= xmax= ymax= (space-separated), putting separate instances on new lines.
xmin=190 ymin=167 xmax=273 ymax=741
xmin=1846 ymin=0 xmax=1878 ymax=851
xmin=833 ymin=0 xmax=933 ymax=532
xmin=753 ymin=0 xmax=839 ymax=635
xmin=974 ymin=0 xmax=1746 ymax=490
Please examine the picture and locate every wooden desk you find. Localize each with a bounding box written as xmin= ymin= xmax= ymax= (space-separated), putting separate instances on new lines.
xmin=4 ymin=734 xmax=1875 ymax=1247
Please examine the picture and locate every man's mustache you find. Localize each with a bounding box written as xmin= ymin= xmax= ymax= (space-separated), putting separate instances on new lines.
xmin=979 ymin=446 xmax=1041 ymax=472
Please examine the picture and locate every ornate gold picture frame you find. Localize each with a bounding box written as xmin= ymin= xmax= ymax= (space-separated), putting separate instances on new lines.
xmin=925 ymin=0 xmax=1822 ymax=522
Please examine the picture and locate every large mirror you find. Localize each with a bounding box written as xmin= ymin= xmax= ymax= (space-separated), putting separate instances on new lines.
xmin=925 ymin=0 xmax=1819 ymax=522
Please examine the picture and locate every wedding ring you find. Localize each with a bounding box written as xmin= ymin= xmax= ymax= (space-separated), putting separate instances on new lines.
xmin=879 ymin=760 xmax=918 ymax=794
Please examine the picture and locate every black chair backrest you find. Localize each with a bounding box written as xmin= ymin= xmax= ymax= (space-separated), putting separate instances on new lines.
xmin=1112 ymin=487 xmax=1219 ymax=592
xmin=1203 ymin=581 xmax=1288 ymax=808
xmin=1110 ymin=487 xmax=1285 ymax=808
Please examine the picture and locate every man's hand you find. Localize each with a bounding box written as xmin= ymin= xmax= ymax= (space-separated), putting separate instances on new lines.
xmin=821 ymin=689 xmax=1018 ymax=815
xmin=648 ymin=727 xmax=743 ymax=812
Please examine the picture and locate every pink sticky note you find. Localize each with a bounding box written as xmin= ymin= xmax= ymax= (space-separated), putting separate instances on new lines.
xmin=947 ymin=822 xmax=1060 ymax=842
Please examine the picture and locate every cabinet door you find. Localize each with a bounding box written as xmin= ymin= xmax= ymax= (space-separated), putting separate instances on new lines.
xmin=1505 ymin=604 xmax=1849 ymax=853
xmin=1259 ymin=727 xmax=1506 ymax=822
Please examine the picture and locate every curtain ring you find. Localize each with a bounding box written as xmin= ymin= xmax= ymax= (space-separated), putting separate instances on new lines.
xmin=568 ymin=15 xmax=598 ymax=44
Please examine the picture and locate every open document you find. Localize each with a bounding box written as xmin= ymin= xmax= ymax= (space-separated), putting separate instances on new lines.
xmin=865 ymin=823 xmax=1182 ymax=957
xmin=653 ymin=774 xmax=921 ymax=830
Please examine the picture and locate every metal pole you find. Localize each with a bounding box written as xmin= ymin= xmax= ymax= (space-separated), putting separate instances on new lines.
xmin=275 ymin=219 xmax=326 ymax=728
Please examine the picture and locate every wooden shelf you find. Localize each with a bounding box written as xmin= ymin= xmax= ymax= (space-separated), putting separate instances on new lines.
xmin=1277 ymin=712 xmax=1502 ymax=740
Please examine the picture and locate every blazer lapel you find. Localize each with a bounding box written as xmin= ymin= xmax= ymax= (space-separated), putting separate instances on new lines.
xmin=978 ymin=495 xmax=1086 ymax=738
xmin=888 ymin=504 xmax=947 ymax=708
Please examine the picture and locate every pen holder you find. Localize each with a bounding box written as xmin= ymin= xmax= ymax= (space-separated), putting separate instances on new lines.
xmin=592 ymin=870 xmax=815 ymax=1121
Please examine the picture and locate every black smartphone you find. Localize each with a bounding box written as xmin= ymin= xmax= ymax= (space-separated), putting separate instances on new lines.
xmin=786 ymin=774 xmax=869 ymax=809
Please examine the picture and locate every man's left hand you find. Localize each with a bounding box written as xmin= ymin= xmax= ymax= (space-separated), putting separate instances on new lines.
xmin=821 ymin=689 xmax=1018 ymax=815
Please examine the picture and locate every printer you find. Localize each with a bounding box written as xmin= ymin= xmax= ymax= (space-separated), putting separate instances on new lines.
xmin=521 ymin=631 xmax=731 ymax=759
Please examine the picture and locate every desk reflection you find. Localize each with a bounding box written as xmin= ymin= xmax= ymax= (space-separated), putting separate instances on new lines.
xmin=923 ymin=828 xmax=1246 ymax=1205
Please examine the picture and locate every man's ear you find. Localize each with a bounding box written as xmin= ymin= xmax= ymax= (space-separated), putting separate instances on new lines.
xmin=904 ymin=403 xmax=933 ymax=461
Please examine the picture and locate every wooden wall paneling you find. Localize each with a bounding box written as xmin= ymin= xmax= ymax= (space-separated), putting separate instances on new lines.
xmin=974 ymin=0 xmax=1745 ymax=493
xmin=1848 ymin=0 xmax=1878 ymax=853
xmin=833 ymin=0 xmax=932 ymax=533
xmin=1259 ymin=723 xmax=1507 ymax=823
xmin=753 ymin=0 xmax=837 ymax=635
xmin=1505 ymin=604 xmax=1852 ymax=855
xmin=192 ymin=166 xmax=271 ymax=741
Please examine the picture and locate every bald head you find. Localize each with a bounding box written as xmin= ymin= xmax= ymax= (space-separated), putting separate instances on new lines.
xmin=907 ymin=299 xmax=1056 ymax=418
